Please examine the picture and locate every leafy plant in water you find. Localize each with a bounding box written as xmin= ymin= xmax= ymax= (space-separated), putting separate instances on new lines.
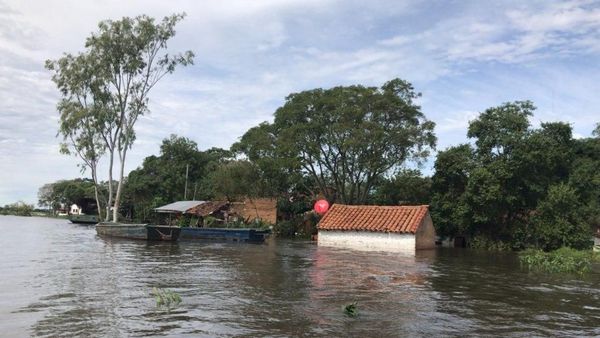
xmin=519 ymin=247 xmax=600 ymax=275
xmin=342 ymin=302 xmax=358 ymax=317
xmin=152 ymin=287 xmax=182 ymax=311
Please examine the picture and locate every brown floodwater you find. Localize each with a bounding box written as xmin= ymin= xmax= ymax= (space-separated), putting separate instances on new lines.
xmin=1 ymin=215 xmax=599 ymax=337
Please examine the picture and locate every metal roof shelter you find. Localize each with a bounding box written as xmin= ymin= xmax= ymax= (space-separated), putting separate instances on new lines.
xmin=154 ymin=201 xmax=208 ymax=214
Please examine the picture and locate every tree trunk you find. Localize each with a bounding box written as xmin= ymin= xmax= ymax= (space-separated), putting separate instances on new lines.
xmin=106 ymin=150 xmax=114 ymax=221
xmin=91 ymin=165 xmax=103 ymax=220
xmin=113 ymin=149 xmax=127 ymax=222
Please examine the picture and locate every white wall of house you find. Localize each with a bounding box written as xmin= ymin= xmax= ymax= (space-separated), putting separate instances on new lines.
xmin=318 ymin=230 xmax=416 ymax=254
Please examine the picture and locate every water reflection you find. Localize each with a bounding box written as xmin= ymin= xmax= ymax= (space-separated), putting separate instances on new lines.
xmin=0 ymin=216 xmax=599 ymax=337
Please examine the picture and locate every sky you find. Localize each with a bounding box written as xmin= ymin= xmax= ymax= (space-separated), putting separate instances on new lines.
xmin=1 ymin=0 xmax=599 ymax=206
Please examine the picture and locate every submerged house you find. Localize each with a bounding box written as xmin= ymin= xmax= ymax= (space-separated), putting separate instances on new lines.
xmin=317 ymin=204 xmax=436 ymax=254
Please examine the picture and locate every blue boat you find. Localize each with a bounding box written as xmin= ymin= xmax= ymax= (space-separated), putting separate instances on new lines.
xmin=152 ymin=200 xmax=272 ymax=243
xmin=180 ymin=227 xmax=270 ymax=243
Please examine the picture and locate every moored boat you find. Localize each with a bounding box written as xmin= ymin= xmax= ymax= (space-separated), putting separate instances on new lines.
xmin=69 ymin=214 xmax=99 ymax=224
xmin=179 ymin=227 xmax=270 ymax=243
xmin=96 ymin=222 xmax=181 ymax=241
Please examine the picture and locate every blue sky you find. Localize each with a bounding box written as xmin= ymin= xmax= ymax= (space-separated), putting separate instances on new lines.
xmin=1 ymin=0 xmax=599 ymax=205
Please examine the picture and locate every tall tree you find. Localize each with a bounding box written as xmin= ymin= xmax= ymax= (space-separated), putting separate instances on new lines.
xmin=46 ymin=53 xmax=107 ymax=218
xmin=430 ymin=144 xmax=474 ymax=237
xmin=47 ymin=13 xmax=194 ymax=222
xmin=235 ymin=78 xmax=436 ymax=204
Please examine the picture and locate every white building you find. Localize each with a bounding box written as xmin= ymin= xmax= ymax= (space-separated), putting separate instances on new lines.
xmin=317 ymin=204 xmax=436 ymax=255
xmin=70 ymin=204 xmax=82 ymax=215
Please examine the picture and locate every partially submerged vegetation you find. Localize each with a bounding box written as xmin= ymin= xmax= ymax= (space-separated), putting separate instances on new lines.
xmin=519 ymin=247 xmax=600 ymax=275
xmin=152 ymin=288 xmax=182 ymax=312
xmin=343 ymin=302 xmax=358 ymax=318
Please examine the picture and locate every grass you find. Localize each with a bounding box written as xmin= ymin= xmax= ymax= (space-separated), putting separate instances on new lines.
xmin=151 ymin=288 xmax=182 ymax=311
xmin=519 ymin=247 xmax=600 ymax=275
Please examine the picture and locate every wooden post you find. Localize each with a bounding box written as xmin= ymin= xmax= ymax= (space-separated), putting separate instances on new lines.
xmin=184 ymin=164 xmax=189 ymax=200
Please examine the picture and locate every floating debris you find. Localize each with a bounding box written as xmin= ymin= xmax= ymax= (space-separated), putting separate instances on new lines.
xmin=343 ymin=302 xmax=358 ymax=317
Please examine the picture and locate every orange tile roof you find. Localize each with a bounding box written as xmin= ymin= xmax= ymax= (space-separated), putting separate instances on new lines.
xmin=317 ymin=204 xmax=429 ymax=234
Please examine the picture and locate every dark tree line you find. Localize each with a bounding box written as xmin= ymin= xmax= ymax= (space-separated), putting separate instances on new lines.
xmin=430 ymin=101 xmax=599 ymax=250
xmin=40 ymin=76 xmax=600 ymax=247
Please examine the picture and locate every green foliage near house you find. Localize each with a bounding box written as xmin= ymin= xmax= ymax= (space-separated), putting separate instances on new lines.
xmin=532 ymin=183 xmax=593 ymax=251
xmin=519 ymin=247 xmax=600 ymax=275
xmin=209 ymin=160 xmax=264 ymax=201
xmin=430 ymin=101 xmax=599 ymax=250
xmin=372 ymin=169 xmax=431 ymax=206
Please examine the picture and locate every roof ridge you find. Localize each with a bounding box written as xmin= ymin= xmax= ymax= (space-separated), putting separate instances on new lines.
xmin=318 ymin=203 xmax=429 ymax=234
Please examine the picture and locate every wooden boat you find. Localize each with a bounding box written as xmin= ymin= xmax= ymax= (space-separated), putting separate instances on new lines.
xmin=69 ymin=214 xmax=99 ymax=224
xmin=96 ymin=222 xmax=181 ymax=241
xmin=179 ymin=227 xmax=270 ymax=243
xmin=153 ymin=201 xmax=272 ymax=243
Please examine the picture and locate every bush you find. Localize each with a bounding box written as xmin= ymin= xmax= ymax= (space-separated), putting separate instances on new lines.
xmin=532 ymin=183 xmax=593 ymax=251
xmin=519 ymin=247 xmax=599 ymax=275
xmin=273 ymin=219 xmax=297 ymax=237
xmin=469 ymin=235 xmax=512 ymax=251
xmin=272 ymin=214 xmax=317 ymax=238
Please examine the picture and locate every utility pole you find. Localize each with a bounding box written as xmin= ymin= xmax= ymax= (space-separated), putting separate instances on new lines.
xmin=193 ymin=182 xmax=197 ymax=201
xmin=184 ymin=164 xmax=189 ymax=200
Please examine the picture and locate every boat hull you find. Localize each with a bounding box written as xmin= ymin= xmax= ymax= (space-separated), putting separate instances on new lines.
xmin=69 ymin=214 xmax=99 ymax=224
xmin=179 ymin=228 xmax=270 ymax=243
xmin=96 ymin=222 xmax=181 ymax=241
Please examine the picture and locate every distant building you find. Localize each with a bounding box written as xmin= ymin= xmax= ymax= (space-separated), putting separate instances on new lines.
xmin=317 ymin=204 xmax=436 ymax=254
xmin=70 ymin=204 xmax=82 ymax=215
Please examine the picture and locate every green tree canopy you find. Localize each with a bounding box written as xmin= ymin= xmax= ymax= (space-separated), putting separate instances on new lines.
xmin=46 ymin=13 xmax=194 ymax=222
xmin=431 ymin=101 xmax=592 ymax=250
xmin=122 ymin=135 xmax=231 ymax=221
xmin=372 ymin=169 xmax=431 ymax=206
xmin=234 ymin=78 xmax=436 ymax=204
xmin=209 ymin=160 xmax=263 ymax=202
xmin=37 ymin=179 xmax=100 ymax=213
xmin=532 ymin=183 xmax=592 ymax=251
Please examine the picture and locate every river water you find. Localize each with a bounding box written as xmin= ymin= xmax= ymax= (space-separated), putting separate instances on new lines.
xmin=1 ymin=215 xmax=599 ymax=337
